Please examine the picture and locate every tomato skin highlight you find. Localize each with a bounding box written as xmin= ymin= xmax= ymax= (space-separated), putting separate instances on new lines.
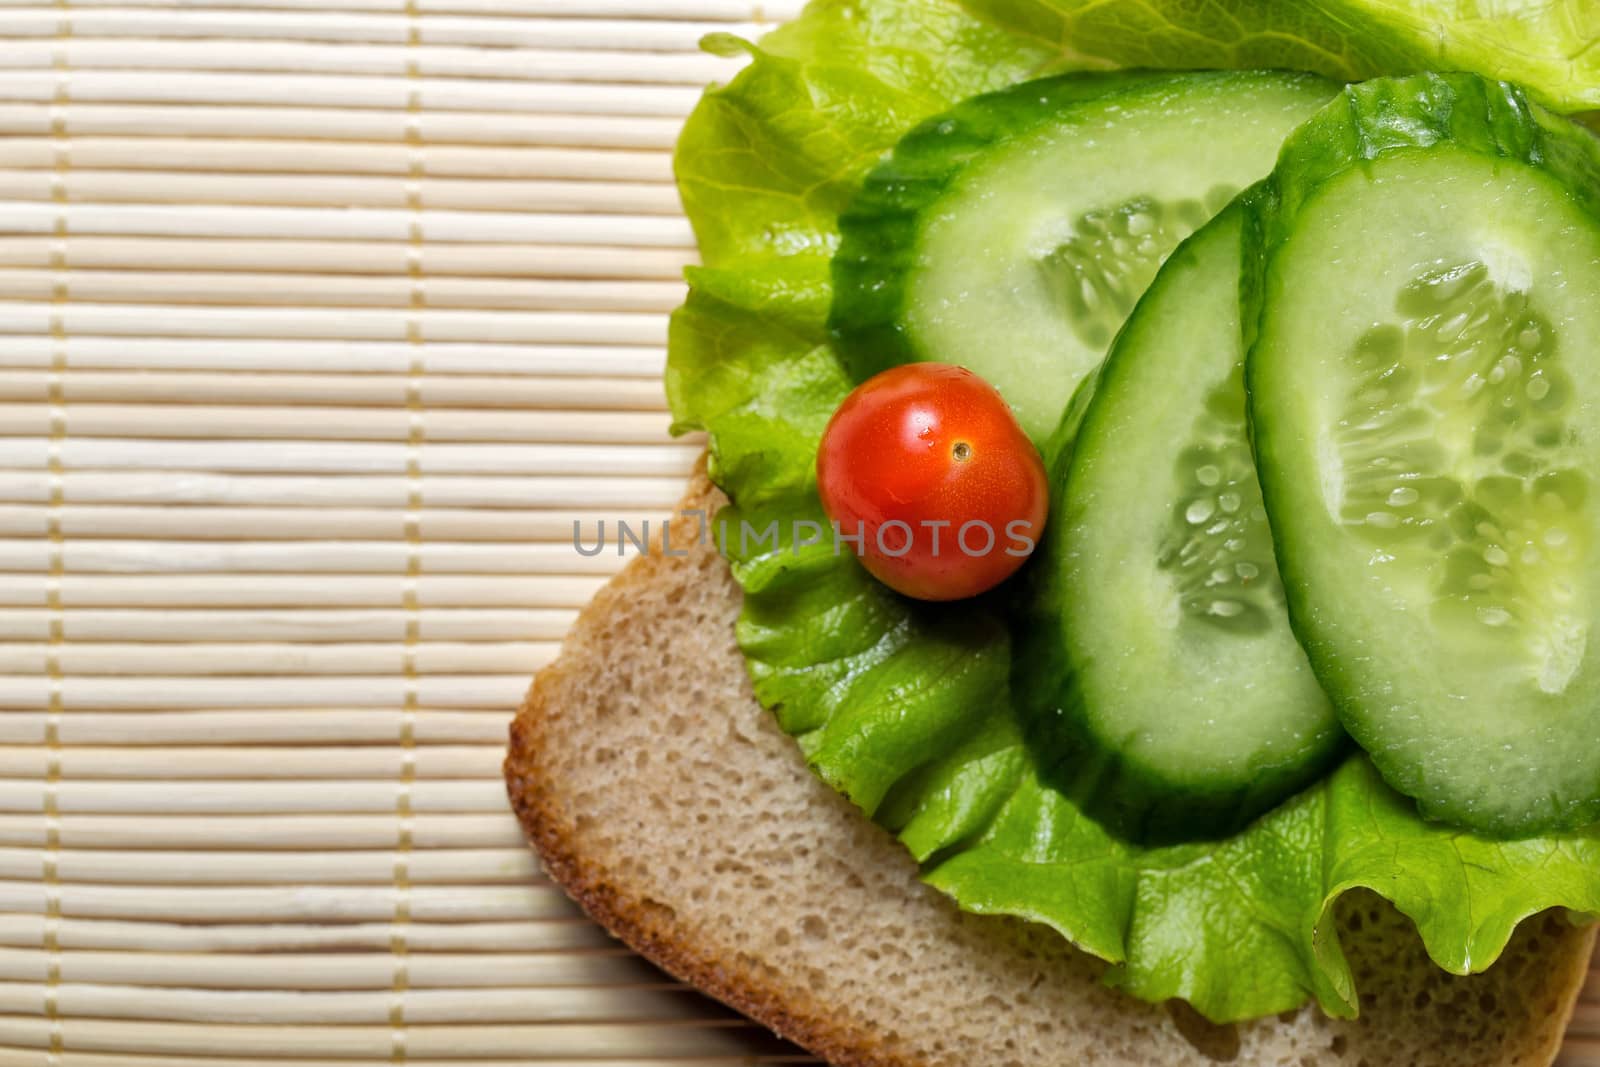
xmin=815 ymin=363 xmax=1049 ymax=601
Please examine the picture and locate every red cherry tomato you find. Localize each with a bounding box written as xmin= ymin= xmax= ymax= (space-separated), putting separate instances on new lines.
xmin=816 ymin=362 xmax=1048 ymax=601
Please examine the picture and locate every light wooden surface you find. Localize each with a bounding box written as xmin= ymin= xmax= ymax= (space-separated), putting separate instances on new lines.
xmin=0 ymin=0 xmax=820 ymax=1061
xmin=0 ymin=0 xmax=1593 ymax=1063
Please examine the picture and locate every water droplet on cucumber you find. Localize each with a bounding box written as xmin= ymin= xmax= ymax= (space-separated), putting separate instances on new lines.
xmin=1387 ymin=487 xmax=1420 ymax=507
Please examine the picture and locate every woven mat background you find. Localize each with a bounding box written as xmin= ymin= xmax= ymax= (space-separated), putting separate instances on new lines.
xmin=0 ymin=0 xmax=1593 ymax=1063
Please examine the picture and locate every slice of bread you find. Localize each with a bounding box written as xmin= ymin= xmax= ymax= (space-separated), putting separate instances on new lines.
xmin=506 ymin=468 xmax=1596 ymax=1067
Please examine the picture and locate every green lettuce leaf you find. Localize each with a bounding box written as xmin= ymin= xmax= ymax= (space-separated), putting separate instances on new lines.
xmin=961 ymin=0 xmax=1600 ymax=113
xmin=667 ymin=0 xmax=1600 ymax=1024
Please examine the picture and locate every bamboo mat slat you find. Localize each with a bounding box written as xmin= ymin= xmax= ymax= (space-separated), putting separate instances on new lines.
xmin=0 ymin=709 xmax=517 ymax=745
xmin=0 ymin=606 xmax=584 ymax=636
xmin=0 ymin=106 xmax=694 ymax=147
xmin=0 ymin=1017 xmax=802 ymax=1059
xmin=0 ymin=204 xmax=698 ymax=243
xmin=0 ymin=44 xmax=736 ymax=86
xmin=0 ymin=340 xmax=674 ymax=375
xmin=0 ymin=2 xmax=1586 ymax=1065
xmin=0 ymin=11 xmax=775 ymax=49
xmin=0 ymin=814 xmax=531 ymax=848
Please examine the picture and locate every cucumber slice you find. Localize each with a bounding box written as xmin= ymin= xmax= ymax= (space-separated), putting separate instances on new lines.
xmin=1015 ymin=204 xmax=1343 ymax=842
xmin=831 ymin=70 xmax=1337 ymax=442
xmin=1246 ymin=74 xmax=1600 ymax=835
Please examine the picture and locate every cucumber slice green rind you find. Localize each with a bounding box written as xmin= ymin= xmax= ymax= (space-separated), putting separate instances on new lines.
xmin=1016 ymin=202 xmax=1345 ymax=842
xmin=669 ymin=3 xmax=1600 ymax=1025
xmin=1245 ymin=73 xmax=1600 ymax=835
xmin=830 ymin=69 xmax=1338 ymax=441
xmin=829 ymin=70 xmax=1152 ymax=367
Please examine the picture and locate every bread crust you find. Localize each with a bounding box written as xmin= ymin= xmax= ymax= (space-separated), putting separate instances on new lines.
xmin=507 ymin=475 xmax=902 ymax=1065
xmin=506 ymin=467 xmax=1596 ymax=1067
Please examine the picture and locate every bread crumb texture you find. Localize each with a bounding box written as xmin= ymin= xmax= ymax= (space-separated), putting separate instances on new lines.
xmin=507 ymin=471 xmax=1595 ymax=1067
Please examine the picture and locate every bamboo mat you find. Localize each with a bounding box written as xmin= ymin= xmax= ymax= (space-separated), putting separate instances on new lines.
xmin=0 ymin=0 xmax=1594 ymax=1063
